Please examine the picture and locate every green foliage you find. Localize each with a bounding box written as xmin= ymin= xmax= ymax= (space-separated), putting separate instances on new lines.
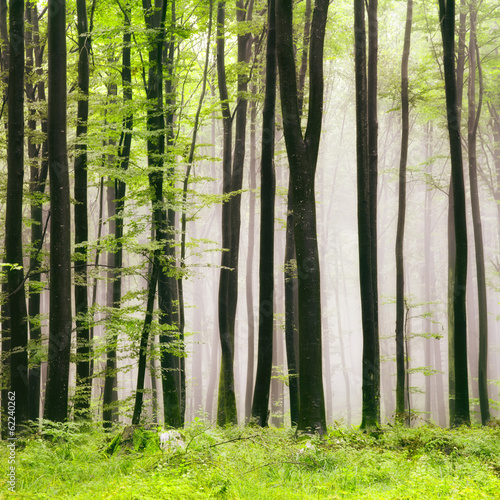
xmin=2 ymin=423 xmax=499 ymax=498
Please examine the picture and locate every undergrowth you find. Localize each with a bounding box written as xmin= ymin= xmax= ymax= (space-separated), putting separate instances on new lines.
xmin=1 ymin=420 xmax=499 ymax=499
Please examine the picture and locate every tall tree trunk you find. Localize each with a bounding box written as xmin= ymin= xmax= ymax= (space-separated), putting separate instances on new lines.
xmin=276 ymin=0 xmax=328 ymax=435
xmin=26 ymin=0 xmax=48 ymax=422
xmin=44 ymin=0 xmax=72 ymax=422
xmin=132 ymin=254 xmax=159 ymax=425
xmin=1 ymin=0 xmax=10 ymax=434
xmin=283 ymin=0 xmax=311 ymax=428
xmin=438 ymin=0 xmax=470 ymax=427
xmin=395 ymin=0 xmax=412 ymax=423
xmin=467 ymin=4 xmax=489 ymax=425
xmin=5 ymin=0 xmax=29 ymax=427
xmin=164 ymin=0 xmax=184 ymax=423
xmin=251 ymin=0 xmax=276 ymax=427
xmin=447 ymin=0 xmax=466 ymax=426
xmin=216 ymin=0 xmax=237 ymax=425
xmin=245 ymin=90 xmax=257 ymax=422
xmin=355 ymin=0 xmax=379 ymax=430
xmin=142 ymin=0 xmax=182 ymax=428
xmin=102 ymin=82 xmax=120 ymax=428
xmin=74 ymin=0 xmax=91 ymax=418
xmin=367 ymin=0 xmax=380 ymax=424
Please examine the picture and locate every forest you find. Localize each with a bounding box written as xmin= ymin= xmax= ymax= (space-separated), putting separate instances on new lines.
xmin=0 ymin=0 xmax=500 ymax=495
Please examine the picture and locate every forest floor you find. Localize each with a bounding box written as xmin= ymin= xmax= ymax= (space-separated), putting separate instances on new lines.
xmin=1 ymin=420 xmax=499 ymax=499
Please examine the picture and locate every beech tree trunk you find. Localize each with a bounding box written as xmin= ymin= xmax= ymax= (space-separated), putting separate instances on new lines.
xmin=74 ymin=0 xmax=91 ymax=417
xmin=245 ymin=92 xmax=257 ymax=422
xmin=438 ymin=0 xmax=470 ymax=427
xmin=45 ymin=0 xmax=72 ymax=422
xmin=26 ymin=0 xmax=48 ymax=423
xmin=355 ymin=0 xmax=379 ymax=430
xmin=395 ymin=0 xmax=412 ymax=423
xmin=467 ymin=3 xmax=489 ymax=425
xmin=276 ymin=0 xmax=328 ymax=435
xmin=5 ymin=0 xmax=29 ymax=426
xmin=251 ymin=0 xmax=276 ymax=427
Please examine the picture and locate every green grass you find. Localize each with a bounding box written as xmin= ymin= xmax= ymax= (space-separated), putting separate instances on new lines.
xmin=1 ymin=421 xmax=499 ymax=499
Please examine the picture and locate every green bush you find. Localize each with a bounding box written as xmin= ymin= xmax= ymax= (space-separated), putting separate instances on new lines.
xmin=1 ymin=422 xmax=499 ymax=499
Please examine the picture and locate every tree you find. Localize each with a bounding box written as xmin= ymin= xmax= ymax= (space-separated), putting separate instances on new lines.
xmin=467 ymin=1 xmax=489 ymax=425
xmin=283 ymin=0 xmax=312 ymax=428
xmin=26 ymin=0 xmax=48 ymax=423
xmin=251 ymin=0 xmax=276 ymax=427
xmin=354 ymin=0 xmax=379 ymax=430
xmin=44 ymin=0 xmax=72 ymax=422
xmin=74 ymin=0 xmax=91 ymax=418
xmin=276 ymin=0 xmax=329 ymax=434
xmin=142 ymin=0 xmax=182 ymax=428
xmin=216 ymin=0 xmax=254 ymax=426
xmin=4 ymin=0 xmax=28 ymax=427
xmin=438 ymin=0 xmax=470 ymax=427
xmin=395 ymin=0 xmax=413 ymax=423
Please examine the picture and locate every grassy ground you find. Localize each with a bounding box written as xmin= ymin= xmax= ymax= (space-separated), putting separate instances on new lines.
xmin=1 ymin=421 xmax=499 ymax=499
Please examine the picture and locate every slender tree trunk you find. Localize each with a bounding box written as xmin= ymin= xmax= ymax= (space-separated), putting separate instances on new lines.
xmin=1 ymin=9 xmax=14 ymax=426
xmin=164 ymin=0 xmax=184 ymax=423
xmin=251 ymin=0 xmax=276 ymax=427
xmin=26 ymin=0 xmax=48 ymax=423
xmin=74 ymin=0 xmax=91 ymax=418
xmin=216 ymin=0 xmax=237 ymax=425
xmin=45 ymin=0 xmax=72 ymax=422
xmin=245 ymin=91 xmax=257 ymax=422
xmin=284 ymin=191 xmax=299 ymax=427
xmin=355 ymin=0 xmax=379 ymax=429
xmin=132 ymin=254 xmax=159 ymax=425
xmin=283 ymin=0 xmax=311 ymax=428
xmin=5 ymin=0 xmax=29 ymax=426
xmin=438 ymin=0 xmax=470 ymax=427
xmin=395 ymin=0 xmax=412 ymax=423
xmin=142 ymin=0 xmax=182 ymax=427
xmin=467 ymin=4 xmax=489 ymax=425
xmin=367 ymin=0 xmax=380 ymax=426
xmin=102 ymin=82 xmax=120 ymax=427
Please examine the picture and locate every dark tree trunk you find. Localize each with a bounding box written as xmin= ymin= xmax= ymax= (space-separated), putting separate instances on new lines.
xmin=284 ymin=190 xmax=299 ymax=427
xmin=283 ymin=0 xmax=311 ymax=428
xmin=216 ymin=0 xmax=237 ymax=426
xmin=44 ymin=0 xmax=72 ymax=422
xmin=142 ymin=0 xmax=182 ymax=427
xmin=446 ymin=0 xmax=466 ymax=426
xmin=74 ymin=0 xmax=91 ymax=418
xmin=367 ymin=2 xmax=380 ymax=419
xmin=467 ymin=4 xmax=489 ymax=425
xmin=355 ymin=0 xmax=379 ymax=430
xmin=26 ymin=0 xmax=48 ymax=423
xmin=0 ymin=0 xmax=9 ymax=438
xmin=438 ymin=0 xmax=470 ymax=427
xmin=395 ymin=0 xmax=412 ymax=423
xmin=132 ymin=255 xmax=159 ymax=425
xmin=102 ymin=82 xmax=120 ymax=428
xmin=164 ymin=0 xmax=184 ymax=423
xmin=276 ymin=0 xmax=328 ymax=435
xmin=251 ymin=0 xmax=276 ymax=427
xmin=5 ymin=0 xmax=29 ymax=426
